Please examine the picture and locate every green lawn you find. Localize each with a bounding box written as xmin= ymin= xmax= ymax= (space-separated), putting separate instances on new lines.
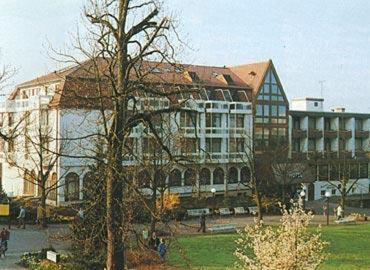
xmin=168 ymin=223 xmax=370 ymax=270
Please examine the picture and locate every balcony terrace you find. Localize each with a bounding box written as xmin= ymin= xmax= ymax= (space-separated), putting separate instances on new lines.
xmin=292 ymin=129 xmax=307 ymax=139
xmin=308 ymin=128 xmax=323 ymax=139
xmin=355 ymin=130 xmax=370 ymax=139
xmin=339 ymin=130 xmax=352 ymax=139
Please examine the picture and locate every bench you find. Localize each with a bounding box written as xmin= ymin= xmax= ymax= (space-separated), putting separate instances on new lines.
xmin=248 ymin=206 xmax=259 ymax=215
xmin=219 ymin=208 xmax=232 ymax=216
xmin=335 ymin=217 xmax=356 ymax=225
xmin=234 ymin=207 xmax=247 ymax=215
xmin=187 ymin=208 xmax=210 ymax=217
xmin=208 ymin=223 xmax=236 ymax=233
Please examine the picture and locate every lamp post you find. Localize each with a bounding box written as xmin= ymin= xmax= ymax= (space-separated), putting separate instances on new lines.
xmin=300 ymin=190 xmax=306 ymax=211
xmin=211 ymin=188 xmax=216 ymax=216
xmin=325 ymin=191 xmax=331 ymax=226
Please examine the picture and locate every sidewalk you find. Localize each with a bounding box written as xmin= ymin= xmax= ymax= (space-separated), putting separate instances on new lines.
xmin=0 ymin=224 xmax=69 ymax=270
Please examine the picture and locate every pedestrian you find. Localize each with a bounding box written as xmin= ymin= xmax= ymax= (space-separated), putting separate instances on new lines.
xmin=197 ymin=211 xmax=206 ymax=233
xmin=148 ymin=231 xmax=160 ymax=251
xmin=337 ymin=204 xmax=343 ymax=220
xmin=157 ymin=238 xmax=167 ymax=261
xmin=0 ymin=228 xmax=10 ymax=253
xmin=17 ymin=206 xmax=26 ymax=229
xmin=323 ymin=205 xmax=327 ymax=216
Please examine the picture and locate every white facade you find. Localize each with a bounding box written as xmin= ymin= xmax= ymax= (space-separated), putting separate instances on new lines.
xmin=0 ymin=85 xmax=254 ymax=205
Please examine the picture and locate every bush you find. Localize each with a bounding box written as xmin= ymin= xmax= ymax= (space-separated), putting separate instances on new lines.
xmin=126 ymin=249 xmax=162 ymax=268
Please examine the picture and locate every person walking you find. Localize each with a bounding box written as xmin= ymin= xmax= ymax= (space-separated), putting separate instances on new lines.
xmin=197 ymin=211 xmax=206 ymax=233
xmin=337 ymin=204 xmax=343 ymax=220
xmin=17 ymin=206 xmax=26 ymax=229
xmin=0 ymin=228 xmax=10 ymax=255
xmin=157 ymin=238 xmax=167 ymax=261
xmin=148 ymin=232 xmax=160 ymax=251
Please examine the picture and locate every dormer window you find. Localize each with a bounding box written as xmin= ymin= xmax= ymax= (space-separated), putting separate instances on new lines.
xmin=149 ymin=67 xmax=162 ymax=73
xmin=223 ymin=74 xmax=235 ymax=85
xmin=188 ymin=71 xmax=200 ymax=82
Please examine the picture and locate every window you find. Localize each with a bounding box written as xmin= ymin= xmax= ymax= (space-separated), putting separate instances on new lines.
xmin=212 ymin=113 xmax=222 ymax=128
xmin=293 ymin=117 xmax=300 ymax=129
xmin=200 ymin=168 xmax=211 ymax=185
xmin=355 ymin=119 xmax=363 ymax=131
xmin=180 ymin=111 xmax=197 ymax=128
xmin=223 ymin=74 xmax=235 ymax=85
xmin=314 ymin=102 xmax=318 ymax=107
xmin=169 ymin=169 xmax=182 ymax=187
xmin=213 ymin=167 xmax=224 ymax=185
xmin=278 ymin=105 xmax=286 ymax=117
xmin=184 ymin=169 xmax=196 ymax=186
xmin=355 ymin=139 xmax=363 ymax=151
xmin=318 ymin=165 xmax=328 ymax=180
xmin=8 ymin=113 xmax=14 ymax=127
xmin=228 ymin=167 xmax=238 ymax=183
xmin=308 ymin=117 xmax=316 ymax=129
xmin=64 ymin=172 xmax=80 ymax=201
xmin=321 ymin=190 xmax=326 ymax=196
xmin=324 ymin=118 xmax=331 ymax=130
xmin=308 ymin=139 xmax=316 ymax=151
xmin=206 ymin=138 xmax=222 ymax=153
xmin=360 ymin=163 xmax=368 ymax=178
xmin=236 ymin=114 xmax=244 ymax=128
xmin=188 ymin=71 xmax=200 ymax=82
xmin=339 ymin=118 xmax=346 ymax=130
xmin=240 ymin=167 xmax=250 ymax=183
xmin=325 ymin=139 xmax=332 ymax=151
xmin=293 ymin=139 xmax=301 ymax=152
xmin=331 ymin=189 xmax=336 ymax=195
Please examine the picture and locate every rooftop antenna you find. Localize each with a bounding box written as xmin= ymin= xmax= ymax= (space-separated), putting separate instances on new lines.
xmin=318 ymin=80 xmax=325 ymax=98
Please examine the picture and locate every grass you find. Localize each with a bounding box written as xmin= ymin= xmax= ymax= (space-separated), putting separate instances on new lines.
xmin=168 ymin=223 xmax=370 ymax=270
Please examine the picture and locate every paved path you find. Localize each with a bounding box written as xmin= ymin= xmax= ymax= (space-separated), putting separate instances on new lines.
xmin=0 ymin=224 xmax=69 ymax=270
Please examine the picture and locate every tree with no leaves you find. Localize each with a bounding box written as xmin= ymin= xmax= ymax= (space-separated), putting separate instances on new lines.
xmin=50 ymin=1 xmax=188 ymax=269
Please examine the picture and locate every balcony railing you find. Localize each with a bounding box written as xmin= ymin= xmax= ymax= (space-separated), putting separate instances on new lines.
xmin=339 ymin=130 xmax=352 ymax=139
xmin=338 ymin=150 xmax=353 ymax=159
xmin=355 ymin=149 xmax=370 ymax=158
xmin=324 ymin=130 xmax=337 ymax=138
xmin=292 ymin=129 xmax=307 ymax=139
xmin=308 ymin=129 xmax=323 ymax=139
xmin=291 ymin=151 xmax=307 ymax=160
xmin=307 ymin=151 xmax=323 ymax=159
xmin=355 ymin=130 xmax=370 ymax=138
xmin=324 ymin=151 xmax=338 ymax=159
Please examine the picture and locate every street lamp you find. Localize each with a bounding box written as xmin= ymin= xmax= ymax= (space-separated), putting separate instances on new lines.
xmin=211 ymin=188 xmax=216 ymax=216
xmin=325 ymin=191 xmax=331 ymax=226
xmin=300 ymin=190 xmax=306 ymax=211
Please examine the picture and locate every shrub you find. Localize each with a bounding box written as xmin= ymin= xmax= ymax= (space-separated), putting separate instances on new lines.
xmin=235 ymin=203 xmax=328 ymax=270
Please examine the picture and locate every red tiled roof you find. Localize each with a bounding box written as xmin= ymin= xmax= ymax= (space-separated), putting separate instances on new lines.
xmin=10 ymin=58 xmax=273 ymax=108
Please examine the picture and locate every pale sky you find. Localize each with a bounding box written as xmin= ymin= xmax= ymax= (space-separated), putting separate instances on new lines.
xmin=1 ymin=0 xmax=370 ymax=112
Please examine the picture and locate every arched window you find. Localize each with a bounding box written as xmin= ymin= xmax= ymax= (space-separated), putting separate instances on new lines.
xmin=155 ymin=170 xmax=166 ymax=188
xmin=23 ymin=169 xmax=35 ymax=196
xmin=228 ymin=167 xmax=238 ymax=183
xmin=199 ymin=168 xmax=211 ymax=185
xmin=47 ymin=172 xmax=58 ymax=201
xmin=65 ymin=172 xmax=80 ymax=202
xmin=184 ymin=169 xmax=196 ymax=186
xmin=169 ymin=169 xmax=182 ymax=187
xmin=213 ymin=167 xmax=224 ymax=185
xmin=240 ymin=167 xmax=251 ymax=183
xmin=138 ymin=170 xmax=151 ymax=188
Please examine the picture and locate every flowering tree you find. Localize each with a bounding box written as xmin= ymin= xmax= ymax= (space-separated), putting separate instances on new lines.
xmin=235 ymin=204 xmax=328 ymax=270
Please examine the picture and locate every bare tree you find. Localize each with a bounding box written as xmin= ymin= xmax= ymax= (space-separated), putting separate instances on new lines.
xmin=49 ymin=1 xmax=187 ymax=268
xmin=6 ymin=110 xmax=66 ymax=228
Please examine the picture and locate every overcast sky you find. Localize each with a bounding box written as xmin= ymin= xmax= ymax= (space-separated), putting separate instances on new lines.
xmin=0 ymin=0 xmax=369 ymax=112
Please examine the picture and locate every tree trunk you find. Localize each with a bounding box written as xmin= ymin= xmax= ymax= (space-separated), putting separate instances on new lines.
xmin=252 ymin=178 xmax=263 ymax=222
xmin=41 ymin=187 xmax=47 ymax=228
xmin=150 ymin=182 xmax=157 ymax=236
xmin=106 ymin=137 xmax=124 ymax=270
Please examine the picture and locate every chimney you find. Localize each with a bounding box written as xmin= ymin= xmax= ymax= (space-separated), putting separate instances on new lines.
xmin=333 ymin=107 xmax=346 ymax=113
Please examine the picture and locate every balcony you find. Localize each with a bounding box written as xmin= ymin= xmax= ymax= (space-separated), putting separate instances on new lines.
xmin=355 ymin=130 xmax=370 ymax=138
xmin=324 ymin=151 xmax=338 ymax=159
xmin=355 ymin=149 xmax=370 ymax=158
xmin=339 ymin=130 xmax=352 ymax=139
xmin=291 ymin=151 xmax=307 ymax=160
xmin=339 ymin=150 xmax=353 ymax=159
xmin=307 ymin=151 xmax=323 ymax=159
xmin=292 ymin=129 xmax=307 ymax=139
xmin=324 ymin=130 xmax=337 ymax=138
xmin=308 ymin=129 xmax=323 ymax=139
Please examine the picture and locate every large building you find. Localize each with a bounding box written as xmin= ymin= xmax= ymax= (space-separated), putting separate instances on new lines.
xmin=290 ymin=97 xmax=370 ymax=200
xmin=0 ymin=59 xmax=368 ymax=206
